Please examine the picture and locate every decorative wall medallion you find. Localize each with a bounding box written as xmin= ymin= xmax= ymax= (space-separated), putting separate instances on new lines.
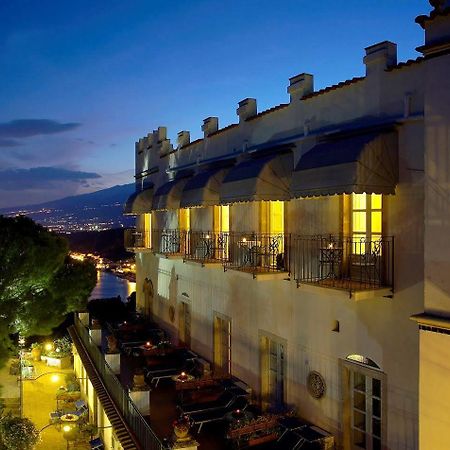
xmin=307 ymin=371 xmax=326 ymax=399
xmin=169 ymin=305 xmax=176 ymax=323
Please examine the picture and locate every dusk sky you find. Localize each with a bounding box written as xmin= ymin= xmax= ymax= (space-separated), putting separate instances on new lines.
xmin=0 ymin=0 xmax=427 ymax=208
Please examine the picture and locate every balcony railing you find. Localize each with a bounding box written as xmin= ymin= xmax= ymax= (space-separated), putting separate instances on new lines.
xmin=184 ymin=231 xmax=229 ymax=264
xmin=151 ymin=229 xmax=187 ymax=256
xmin=293 ymin=235 xmax=394 ymax=293
xmin=124 ymin=228 xmax=151 ymax=250
xmin=73 ymin=317 xmax=163 ymax=450
xmin=223 ymin=232 xmax=290 ymax=275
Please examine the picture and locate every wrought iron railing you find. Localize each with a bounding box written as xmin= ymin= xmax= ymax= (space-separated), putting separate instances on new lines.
xmin=73 ymin=318 xmax=163 ymax=450
xmin=292 ymin=235 xmax=394 ymax=293
xmin=124 ymin=228 xmax=151 ymax=250
xmin=152 ymin=229 xmax=187 ymax=256
xmin=184 ymin=231 xmax=229 ymax=263
xmin=223 ymin=232 xmax=290 ymax=275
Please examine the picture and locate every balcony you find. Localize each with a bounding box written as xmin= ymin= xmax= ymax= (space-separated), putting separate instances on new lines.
xmin=124 ymin=228 xmax=151 ymax=252
xmin=223 ymin=232 xmax=290 ymax=279
xmin=293 ymin=235 xmax=394 ymax=299
xmin=151 ymin=229 xmax=187 ymax=257
xmin=184 ymin=231 xmax=229 ymax=266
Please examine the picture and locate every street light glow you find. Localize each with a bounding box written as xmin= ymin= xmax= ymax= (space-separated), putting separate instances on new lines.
xmin=45 ymin=343 xmax=53 ymax=351
xmin=62 ymin=425 xmax=71 ymax=433
xmin=51 ymin=374 xmax=60 ymax=383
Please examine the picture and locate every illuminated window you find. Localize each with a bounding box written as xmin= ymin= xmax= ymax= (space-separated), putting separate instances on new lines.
xmin=213 ymin=205 xmax=230 ymax=233
xmin=143 ymin=213 xmax=151 ymax=248
xmin=260 ymin=201 xmax=284 ymax=235
xmin=351 ymin=194 xmax=382 ymax=253
xmin=179 ymin=208 xmax=190 ymax=231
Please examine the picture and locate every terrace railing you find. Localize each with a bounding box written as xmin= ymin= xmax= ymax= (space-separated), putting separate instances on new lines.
xmin=73 ymin=317 xmax=163 ymax=450
xmin=184 ymin=231 xmax=229 ymax=264
xmin=223 ymin=232 xmax=290 ymax=275
xmin=124 ymin=228 xmax=151 ymax=250
xmin=152 ymin=229 xmax=187 ymax=256
xmin=292 ymin=235 xmax=394 ymax=293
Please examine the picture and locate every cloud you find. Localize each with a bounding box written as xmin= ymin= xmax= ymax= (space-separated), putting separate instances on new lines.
xmin=0 ymin=138 xmax=21 ymax=147
xmin=0 ymin=119 xmax=80 ymax=138
xmin=0 ymin=167 xmax=101 ymax=191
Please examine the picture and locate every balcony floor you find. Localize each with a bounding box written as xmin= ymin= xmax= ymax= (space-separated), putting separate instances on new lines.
xmin=300 ymin=278 xmax=392 ymax=299
xmin=117 ymin=353 xmax=231 ymax=450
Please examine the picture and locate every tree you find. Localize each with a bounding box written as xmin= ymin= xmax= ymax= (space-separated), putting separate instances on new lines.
xmin=0 ymin=413 xmax=39 ymax=450
xmin=0 ymin=216 xmax=96 ymax=365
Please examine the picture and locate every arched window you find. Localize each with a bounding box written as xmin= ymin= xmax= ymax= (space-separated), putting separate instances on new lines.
xmin=346 ymin=354 xmax=380 ymax=369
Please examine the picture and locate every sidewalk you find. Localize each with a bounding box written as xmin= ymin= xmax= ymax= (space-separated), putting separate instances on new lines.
xmin=23 ymin=359 xmax=89 ymax=450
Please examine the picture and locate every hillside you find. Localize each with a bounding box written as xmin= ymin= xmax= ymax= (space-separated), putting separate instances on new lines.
xmin=0 ymin=183 xmax=136 ymax=232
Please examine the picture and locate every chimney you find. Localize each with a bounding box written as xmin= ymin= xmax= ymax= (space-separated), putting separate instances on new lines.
xmin=416 ymin=1 xmax=450 ymax=55
xmin=146 ymin=132 xmax=153 ymax=147
xmin=202 ymin=117 xmax=219 ymax=137
xmin=364 ymin=41 xmax=397 ymax=75
xmin=288 ymin=73 xmax=314 ymax=101
xmin=156 ymin=126 xmax=167 ymax=142
xmin=237 ymin=98 xmax=257 ymax=122
xmin=177 ymin=130 xmax=190 ymax=147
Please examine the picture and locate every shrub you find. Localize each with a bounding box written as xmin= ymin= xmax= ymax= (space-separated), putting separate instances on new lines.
xmin=0 ymin=413 xmax=39 ymax=450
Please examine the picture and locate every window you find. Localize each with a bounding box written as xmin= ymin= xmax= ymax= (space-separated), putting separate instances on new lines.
xmin=178 ymin=300 xmax=191 ymax=346
xmin=179 ymin=208 xmax=190 ymax=231
xmin=260 ymin=334 xmax=286 ymax=410
xmin=213 ymin=315 xmax=231 ymax=375
xmin=213 ymin=205 xmax=230 ymax=233
xmin=352 ymin=194 xmax=382 ymax=253
xmin=342 ymin=357 xmax=385 ymax=450
xmin=143 ymin=213 xmax=151 ymax=248
xmin=260 ymin=201 xmax=284 ymax=235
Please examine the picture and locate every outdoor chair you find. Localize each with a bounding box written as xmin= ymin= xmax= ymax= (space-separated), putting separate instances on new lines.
xmin=180 ymin=390 xmax=235 ymax=414
xmin=49 ymin=410 xmax=63 ymax=424
xmin=188 ymin=396 xmax=249 ymax=433
xmin=89 ymin=437 xmax=104 ymax=449
xmin=74 ymin=399 xmax=88 ymax=413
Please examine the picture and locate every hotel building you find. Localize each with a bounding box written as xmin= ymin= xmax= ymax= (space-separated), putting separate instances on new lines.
xmin=70 ymin=1 xmax=450 ymax=449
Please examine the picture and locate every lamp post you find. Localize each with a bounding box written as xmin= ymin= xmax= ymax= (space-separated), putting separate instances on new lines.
xmin=18 ymin=336 xmax=25 ymax=418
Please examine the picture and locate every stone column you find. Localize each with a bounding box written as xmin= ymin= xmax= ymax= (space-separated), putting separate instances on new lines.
xmin=89 ymin=320 xmax=102 ymax=347
xmin=105 ymin=353 xmax=121 ymax=374
xmin=78 ymin=312 xmax=89 ymax=327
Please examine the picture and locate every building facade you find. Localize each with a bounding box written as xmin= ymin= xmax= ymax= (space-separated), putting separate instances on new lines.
xmin=125 ymin=2 xmax=450 ymax=449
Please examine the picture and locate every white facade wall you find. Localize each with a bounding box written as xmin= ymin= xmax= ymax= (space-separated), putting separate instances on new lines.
xmin=126 ymin=8 xmax=450 ymax=448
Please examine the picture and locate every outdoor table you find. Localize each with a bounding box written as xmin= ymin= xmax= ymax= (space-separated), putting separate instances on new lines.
xmin=224 ymin=409 xmax=254 ymax=424
xmin=60 ymin=413 xmax=79 ymax=423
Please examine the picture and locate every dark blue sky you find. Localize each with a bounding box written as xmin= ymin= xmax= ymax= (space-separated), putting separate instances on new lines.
xmin=0 ymin=0 xmax=428 ymax=207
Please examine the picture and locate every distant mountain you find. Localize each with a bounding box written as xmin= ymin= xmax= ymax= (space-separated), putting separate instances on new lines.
xmin=0 ymin=183 xmax=136 ymax=232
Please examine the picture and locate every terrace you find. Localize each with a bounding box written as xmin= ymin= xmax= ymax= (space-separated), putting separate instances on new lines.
xmin=70 ymin=313 xmax=334 ymax=450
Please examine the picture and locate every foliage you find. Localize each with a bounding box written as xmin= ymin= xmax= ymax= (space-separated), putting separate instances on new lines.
xmin=64 ymin=373 xmax=80 ymax=392
xmin=88 ymin=296 xmax=128 ymax=323
xmin=44 ymin=336 xmax=72 ymax=358
xmin=30 ymin=343 xmax=42 ymax=351
xmin=0 ymin=413 xmax=39 ymax=450
xmin=0 ymin=216 xmax=96 ymax=367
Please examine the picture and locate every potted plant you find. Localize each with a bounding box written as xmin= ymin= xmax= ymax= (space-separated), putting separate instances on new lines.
xmin=173 ymin=414 xmax=192 ymax=442
xmin=30 ymin=343 xmax=42 ymax=362
xmin=44 ymin=337 xmax=72 ymax=369
xmin=0 ymin=412 xmax=39 ymax=450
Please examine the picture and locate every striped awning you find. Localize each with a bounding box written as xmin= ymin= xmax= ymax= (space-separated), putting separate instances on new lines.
xmin=152 ymin=178 xmax=190 ymax=211
xmin=180 ymin=167 xmax=229 ymax=208
xmin=291 ymin=132 xmax=398 ymax=198
xmin=219 ymin=152 xmax=293 ymax=204
xmin=123 ymin=186 xmax=154 ymax=215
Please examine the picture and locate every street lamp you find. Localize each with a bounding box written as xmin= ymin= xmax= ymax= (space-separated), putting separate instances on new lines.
xmin=18 ymin=336 xmax=25 ymax=418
